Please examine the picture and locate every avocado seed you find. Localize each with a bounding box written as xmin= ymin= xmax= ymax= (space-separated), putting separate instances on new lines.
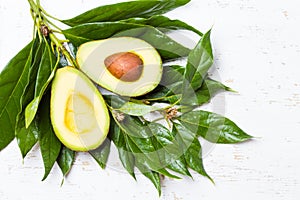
xmin=104 ymin=52 xmax=143 ymax=82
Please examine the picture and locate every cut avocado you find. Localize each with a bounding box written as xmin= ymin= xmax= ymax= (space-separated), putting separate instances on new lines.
xmin=50 ymin=67 xmax=110 ymax=151
xmin=76 ymin=37 xmax=162 ymax=97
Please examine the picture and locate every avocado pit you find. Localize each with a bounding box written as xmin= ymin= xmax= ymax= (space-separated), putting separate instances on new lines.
xmin=104 ymin=52 xmax=143 ymax=82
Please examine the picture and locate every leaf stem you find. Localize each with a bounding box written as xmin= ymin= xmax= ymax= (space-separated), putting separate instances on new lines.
xmin=41 ymin=14 xmax=62 ymax=32
xmin=28 ymin=0 xmax=78 ymax=68
xmin=30 ymin=9 xmax=42 ymax=41
xmin=48 ymin=33 xmax=78 ymax=68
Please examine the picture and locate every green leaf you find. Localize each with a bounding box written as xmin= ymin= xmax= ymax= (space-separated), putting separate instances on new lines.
xmin=35 ymin=43 xmax=57 ymax=97
xmin=110 ymin=111 xmax=160 ymax=168
xmin=173 ymin=122 xmax=212 ymax=181
xmin=135 ymin=161 xmax=161 ymax=196
xmin=16 ymin=40 xmax=45 ymax=158
xmin=121 ymin=15 xmax=202 ymax=36
xmin=141 ymin=85 xmax=181 ymax=103
xmin=141 ymin=65 xmax=188 ymax=103
xmin=156 ymin=168 xmax=180 ymax=179
xmin=194 ymin=78 xmax=235 ymax=105
xmin=0 ymin=42 xmax=33 ymax=150
xmin=38 ymin=93 xmax=61 ymax=180
xmin=63 ymin=22 xmax=142 ymax=46
xmin=106 ymin=94 xmax=161 ymax=116
xmin=109 ymin=102 xmax=207 ymax=181
xmin=109 ymin=119 xmax=124 ymax=148
xmin=113 ymin=114 xmax=180 ymax=179
xmin=166 ymin=123 xmax=191 ymax=177
xmin=114 ymin=26 xmax=191 ymax=60
xmin=62 ymin=0 xmax=191 ymax=27
xmin=63 ymin=23 xmax=190 ymax=60
xmin=147 ymin=122 xmax=191 ymax=177
xmin=89 ymin=138 xmax=111 ymax=169
xmin=178 ymin=110 xmax=253 ymax=144
xmin=167 ymin=156 xmax=191 ymax=177
xmin=124 ymin=131 xmax=160 ymax=165
xmin=183 ymin=29 xmax=213 ymax=91
xmin=20 ymin=40 xmax=46 ymax=105
xmin=182 ymin=78 xmax=235 ymax=106
xmin=143 ymin=65 xmax=232 ymax=107
xmin=15 ymin=110 xmax=38 ymax=158
xmin=159 ymin=65 xmax=186 ymax=97
xmin=106 ymin=97 xmax=155 ymax=139
xmin=111 ymin=114 xmax=179 ymax=180
xmin=118 ymin=147 xmax=136 ymax=178
xmin=185 ymin=138 xmax=212 ymax=181
xmin=109 ymin=120 xmax=135 ymax=179
xmin=25 ymin=42 xmax=59 ymax=128
xmin=161 ymin=65 xmax=185 ymax=86
xmin=24 ymin=94 xmax=39 ymax=129
xmin=125 ymin=134 xmax=179 ymax=179
xmin=141 ymin=65 xmax=183 ymax=101
xmin=116 ymin=101 xmax=161 ymax=116
xmin=147 ymin=123 xmax=181 ymax=162
xmin=57 ymin=146 xmax=75 ymax=176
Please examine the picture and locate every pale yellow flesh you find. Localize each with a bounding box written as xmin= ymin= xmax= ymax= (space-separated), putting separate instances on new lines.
xmin=64 ymin=92 xmax=97 ymax=134
xmin=51 ymin=67 xmax=110 ymax=151
xmin=76 ymin=37 xmax=162 ymax=97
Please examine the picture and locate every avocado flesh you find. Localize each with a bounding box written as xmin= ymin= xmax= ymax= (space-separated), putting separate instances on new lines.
xmin=64 ymin=92 xmax=97 ymax=134
xmin=76 ymin=37 xmax=162 ymax=97
xmin=50 ymin=67 xmax=110 ymax=151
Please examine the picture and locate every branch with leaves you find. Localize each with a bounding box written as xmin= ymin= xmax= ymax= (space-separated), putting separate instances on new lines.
xmin=0 ymin=0 xmax=253 ymax=196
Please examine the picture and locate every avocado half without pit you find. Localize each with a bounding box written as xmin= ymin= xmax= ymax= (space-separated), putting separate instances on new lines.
xmin=76 ymin=37 xmax=163 ymax=97
xmin=50 ymin=67 xmax=110 ymax=151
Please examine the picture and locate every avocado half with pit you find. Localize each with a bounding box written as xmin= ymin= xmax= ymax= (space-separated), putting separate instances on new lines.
xmin=50 ymin=67 xmax=110 ymax=151
xmin=76 ymin=37 xmax=162 ymax=97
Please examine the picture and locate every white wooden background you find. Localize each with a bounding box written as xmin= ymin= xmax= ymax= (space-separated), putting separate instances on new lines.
xmin=0 ymin=0 xmax=300 ymax=199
